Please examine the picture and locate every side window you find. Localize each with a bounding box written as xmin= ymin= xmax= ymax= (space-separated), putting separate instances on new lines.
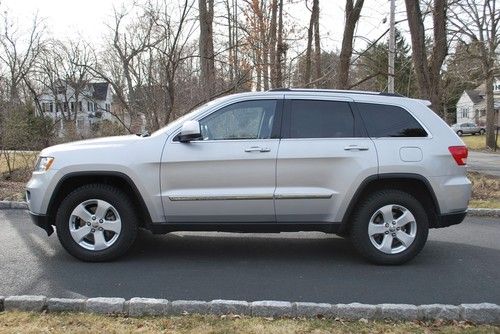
xmin=199 ymin=100 xmax=277 ymax=140
xmin=357 ymin=103 xmax=427 ymax=137
xmin=289 ymin=100 xmax=354 ymax=138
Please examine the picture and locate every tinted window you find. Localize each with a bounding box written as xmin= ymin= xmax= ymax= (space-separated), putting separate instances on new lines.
xmin=289 ymin=100 xmax=354 ymax=138
xmin=357 ymin=103 xmax=427 ymax=137
xmin=199 ymin=100 xmax=276 ymax=140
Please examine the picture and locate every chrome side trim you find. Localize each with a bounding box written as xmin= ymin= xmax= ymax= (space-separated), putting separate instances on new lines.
xmin=274 ymin=194 xmax=333 ymax=200
xmin=168 ymin=193 xmax=333 ymax=201
xmin=169 ymin=194 xmax=273 ymax=201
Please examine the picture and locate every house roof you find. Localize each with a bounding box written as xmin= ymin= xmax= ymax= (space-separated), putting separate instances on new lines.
xmin=92 ymin=82 xmax=109 ymax=100
xmin=465 ymin=89 xmax=484 ymax=104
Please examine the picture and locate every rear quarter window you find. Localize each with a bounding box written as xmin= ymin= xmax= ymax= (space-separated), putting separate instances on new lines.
xmin=357 ymin=103 xmax=427 ymax=137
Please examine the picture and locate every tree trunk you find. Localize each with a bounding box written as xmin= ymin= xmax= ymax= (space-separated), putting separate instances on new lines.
xmin=404 ymin=0 xmax=447 ymax=116
xmin=199 ymin=0 xmax=216 ymax=97
xmin=485 ymin=74 xmax=496 ymax=149
xmin=269 ymin=0 xmax=278 ymax=88
xmin=313 ymin=0 xmax=321 ymax=85
xmin=337 ymin=0 xmax=364 ymax=89
xmin=275 ymin=0 xmax=284 ymax=87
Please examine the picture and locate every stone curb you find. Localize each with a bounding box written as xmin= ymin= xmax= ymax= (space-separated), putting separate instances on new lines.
xmin=0 ymin=295 xmax=499 ymax=324
xmin=1 ymin=201 xmax=499 ymax=218
xmin=0 ymin=201 xmax=28 ymax=210
xmin=467 ymin=208 xmax=500 ymax=218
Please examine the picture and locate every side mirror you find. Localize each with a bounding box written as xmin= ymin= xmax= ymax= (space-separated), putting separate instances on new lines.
xmin=178 ymin=120 xmax=202 ymax=142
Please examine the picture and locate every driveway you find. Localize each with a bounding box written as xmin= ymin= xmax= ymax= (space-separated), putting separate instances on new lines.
xmin=468 ymin=151 xmax=500 ymax=177
xmin=1 ymin=209 xmax=499 ymax=305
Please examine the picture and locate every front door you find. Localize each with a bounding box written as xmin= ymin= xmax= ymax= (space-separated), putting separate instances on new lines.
xmin=161 ymin=99 xmax=282 ymax=223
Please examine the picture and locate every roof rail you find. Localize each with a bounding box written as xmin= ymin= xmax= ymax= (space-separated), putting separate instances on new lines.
xmin=268 ymin=88 xmax=291 ymax=92
xmin=267 ymin=87 xmax=405 ymax=97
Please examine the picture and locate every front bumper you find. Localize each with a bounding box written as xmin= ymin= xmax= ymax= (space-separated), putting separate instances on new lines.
xmin=434 ymin=210 xmax=467 ymax=228
xmin=29 ymin=211 xmax=54 ymax=236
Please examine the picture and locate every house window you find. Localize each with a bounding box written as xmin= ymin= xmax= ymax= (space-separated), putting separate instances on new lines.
xmin=78 ymin=101 xmax=82 ymax=112
xmin=70 ymin=102 xmax=75 ymax=112
xmin=49 ymin=103 xmax=53 ymax=112
xmin=76 ymin=118 xmax=84 ymax=130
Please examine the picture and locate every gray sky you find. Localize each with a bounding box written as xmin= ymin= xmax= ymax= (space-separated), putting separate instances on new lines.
xmin=2 ymin=0 xmax=408 ymax=51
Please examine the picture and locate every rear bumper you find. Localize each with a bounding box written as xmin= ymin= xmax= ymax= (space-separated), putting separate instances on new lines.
xmin=434 ymin=210 xmax=467 ymax=228
xmin=29 ymin=211 xmax=54 ymax=236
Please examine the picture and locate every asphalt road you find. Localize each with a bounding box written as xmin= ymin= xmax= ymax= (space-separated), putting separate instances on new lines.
xmin=468 ymin=151 xmax=500 ymax=177
xmin=1 ymin=209 xmax=499 ymax=305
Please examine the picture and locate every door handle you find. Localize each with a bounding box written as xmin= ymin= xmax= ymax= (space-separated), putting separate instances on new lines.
xmin=245 ymin=146 xmax=271 ymax=153
xmin=344 ymin=145 xmax=369 ymax=151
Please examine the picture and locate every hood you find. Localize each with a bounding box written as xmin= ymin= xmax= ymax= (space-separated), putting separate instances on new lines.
xmin=40 ymin=135 xmax=143 ymax=156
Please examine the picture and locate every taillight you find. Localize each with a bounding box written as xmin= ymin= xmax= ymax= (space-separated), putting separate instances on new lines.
xmin=448 ymin=146 xmax=468 ymax=165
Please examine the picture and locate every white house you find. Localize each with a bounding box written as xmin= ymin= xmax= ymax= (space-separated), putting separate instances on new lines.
xmin=456 ymin=78 xmax=500 ymax=125
xmin=38 ymin=82 xmax=117 ymax=136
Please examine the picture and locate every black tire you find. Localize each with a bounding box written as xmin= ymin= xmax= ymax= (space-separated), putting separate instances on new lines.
xmin=480 ymin=129 xmax=486 ymax=135
xmin=457 ymin=130 xmax=463 ymax=136
xmin=350 ymin=189 xmax=429 ymax=265
xmin=55 ymin=184 xmax=138 ymax=262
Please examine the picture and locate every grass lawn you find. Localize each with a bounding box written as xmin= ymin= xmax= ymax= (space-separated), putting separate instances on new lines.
xmin=0 ymin=311 xmax=498 ymax=334
xmin=462 ymin=134 xmax=500 ymax=152
xmin=468 ymin=172 xmax=500 ymax=208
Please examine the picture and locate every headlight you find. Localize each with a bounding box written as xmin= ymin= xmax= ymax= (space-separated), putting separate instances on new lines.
xmin=34 ymin=156 xmax=54 ymax=172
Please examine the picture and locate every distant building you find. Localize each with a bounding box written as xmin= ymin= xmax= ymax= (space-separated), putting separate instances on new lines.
xmin=38 ymin=82 xmax=124 ymax=136
xmin=456 ymin=78 xmax=500 ymax=125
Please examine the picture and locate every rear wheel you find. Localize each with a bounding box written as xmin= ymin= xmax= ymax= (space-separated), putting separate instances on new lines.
xmin=480 ymin=128 xmax=486 ymax=135
xmin=55 ymin=184 xmax=138 ymax=262
xmin=350 ymin=189 xmax=429 ymax=265
xmin=457 ymin=130 xmax=463 ymax=136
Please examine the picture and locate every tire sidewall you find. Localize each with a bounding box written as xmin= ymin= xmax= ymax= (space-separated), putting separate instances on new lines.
xmin=351 ymin=190 xmax=429 ymax=265
xmin=55 ymin=184 xmax=138 ymax=261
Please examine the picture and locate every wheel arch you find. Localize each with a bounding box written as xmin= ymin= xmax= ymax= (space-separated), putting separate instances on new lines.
xmin=340 ymin=173 xmax=440 ymax=232
xmin=47 ymin=171 xmax=152 ymax=227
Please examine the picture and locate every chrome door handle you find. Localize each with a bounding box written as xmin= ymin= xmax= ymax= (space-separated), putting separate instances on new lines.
xmin=344 ymin=145 xmax=369 ymax=151
xmin=245 ymin=146 xmax=271 ymax=153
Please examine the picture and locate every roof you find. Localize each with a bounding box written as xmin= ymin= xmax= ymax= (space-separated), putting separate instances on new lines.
xmin=92 ymin=82 xmax=109 ymax=101
xmin=465 ymin=89 xmax=483 ymax=104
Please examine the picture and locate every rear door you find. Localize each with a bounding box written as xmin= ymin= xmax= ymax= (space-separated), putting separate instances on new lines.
xmin=275 ymin=95 xmax=378 ymax=223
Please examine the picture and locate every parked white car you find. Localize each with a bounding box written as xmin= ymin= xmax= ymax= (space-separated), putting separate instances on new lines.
xmin=26 ymin=89 xmax=471 ymax=264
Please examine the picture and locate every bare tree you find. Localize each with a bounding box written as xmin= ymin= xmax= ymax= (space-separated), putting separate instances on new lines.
xmin=0 ymin=11 xmax=44 ymax=103
xmin=305 ymin=0 xmax=320 ymax=86
xmin=275 ymin=0 xmax=284 ymax=87
xmin=404 ymin=0 xmax=448 ymax=116
xmin=199 ymin=0 xmax=216 ymax=96
xmin=449 ymin=0 xmax=500 ymax=149
xmin=269 ymin=0 xmax=278 ymax=88
xmin=337 ymin=0 xmax=364 ymax=89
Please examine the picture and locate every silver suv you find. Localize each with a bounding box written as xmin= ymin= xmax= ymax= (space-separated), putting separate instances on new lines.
xmin=451 ymin=122 xmax=486 ymax=136
xmin=26 ymin=89 xmax=471 ymax=264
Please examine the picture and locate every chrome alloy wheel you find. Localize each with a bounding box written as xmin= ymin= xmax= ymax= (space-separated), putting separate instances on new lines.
xmin=68 ymin=199 xmax=122 ymax=251
xmin=367 ymin=204 xmax=417 ymax=255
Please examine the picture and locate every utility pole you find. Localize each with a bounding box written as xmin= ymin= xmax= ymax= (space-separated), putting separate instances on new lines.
xmin=388 ymin=0 xmax=395 ymax=93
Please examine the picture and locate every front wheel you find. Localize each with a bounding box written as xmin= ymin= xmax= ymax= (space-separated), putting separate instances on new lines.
xmin=457 ymin=130 xmax=463 ymax=136
xmin=480 ymin=129 xmax=486 ymax=135
xmin=55 ymin=184 xmax=138 ymax=262
xmin=350 ymin=190 xmax=429 ymax=265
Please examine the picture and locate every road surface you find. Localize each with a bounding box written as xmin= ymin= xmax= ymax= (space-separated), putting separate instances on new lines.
xmin=1 ymin=209 xmax=499 ymax=305
xmin=468 ymin=151 xmax=500 ymax=177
